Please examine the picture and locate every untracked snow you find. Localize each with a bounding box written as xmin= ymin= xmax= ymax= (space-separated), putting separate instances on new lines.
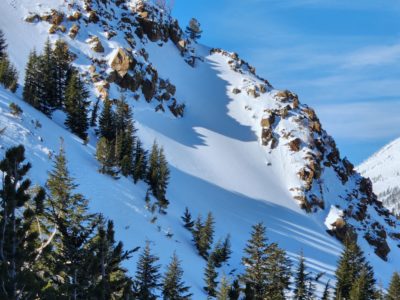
xmin=358 ymin=138 xmax=400 ymax=214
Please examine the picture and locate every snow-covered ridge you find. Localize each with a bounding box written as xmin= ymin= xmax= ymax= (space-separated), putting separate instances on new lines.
xmin=358 ymin=138 xmax=400 ymax=215
xmin=1 ymin=0 xmax=400 ymax=295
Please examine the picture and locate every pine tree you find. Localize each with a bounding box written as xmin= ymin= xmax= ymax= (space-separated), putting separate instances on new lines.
xmin=99 ymin=98 xmax=116 ymax=141
xmin=241 ymin=222 xmax=269 ymax=299
xmin=243 ymin=282 xmax=255 ymax=300
xmin=211 ymin=236 xmax=231 ymax=268
xmin=335 ymin=237 xmax=376 ymax=300
xmin=294 ymin=252 xmax=313 ymax=300
xmin=349 ymin=266 xmax=373 ymax=300
xmin=217 ymin=274 xmax=230 ymax=300
xmin=321 ymin=280 xmax=330 ymax=300
xmin=193 ymin=215 xmax=205 ymax=256
xmin=0 ymin=29 xmax=7 ymax=59
xmin=87 ymin=218 xmax=135 ymax=300
xmin=203 ymin=212 xmax=215 ymax=253
xmin=38 ymin=38 xmax=57 ymax=115
xmin=0 ymin=145 xmax=46 ymax=299
xmin=263 ymin=242 xmax=291 ymax=300
xmin=185 ymin=18 xmax=202 ymax=41
xmin=193 ymin=212 xmax=214 ymax=259
xmin=204 ymin=256 xmax=218 ymax=298
xmin=46 ymin=143 xmax=99 ymax=298
xmin=147 ymin=141 xmax=170 ymax=211
xmin=64 ymin=69 xmax=90 ymax=139
xmin=387 ymin=272 xmax=400 ymax=300
xmin=162 ymin=253 xmax=192 ymax=300
xmin=133 ymin=138 xmax=148 ymax=183
xmin=96 ymin=137 xmax=115 ymax=174
xmin=181 ymin=207 xmax=194 ymax=230
xmin=134 ymin=242 xmax=161 ymax=300
xmin=156 ymin=146 xmax=170 ymax=210
xmin=53 ymin=39 xmax=72 ymax=108
xmin=90 ymin=98 xmax=101 ymax=127
xmin=114 ymin=97 xmax=136 ymax=176
xmin=211 ymin=239 xmax=224 ymax=267
xmin=228 ymin=279 xmax=240 ymax=300
xmin=23 ymin=50 xmax=41 ymax=109
xmin=0 ymin=54 xmax=18 ymax=92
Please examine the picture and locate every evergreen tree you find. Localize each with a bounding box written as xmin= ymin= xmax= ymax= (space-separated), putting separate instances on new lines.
xmin=134 ymin=242 xmax=161 ymax=300
xmin=181 ymin=207 xmax=194 ymax=230
xmin=96 ymin=137 xmax=115 ymax=174
xmin=38 ymin=38 xmax=57 ymax=115
xmin=23 ymin=50 xmax=41 ymax=109
xmin=185 ymin=18 xmax=202 ymax=41
xmin=0 ymin=145 xmax=45 ymax=299
xmin=156 ymin=145 xmax=170 ymax=209
xmin=147 ymin=141 xmax=170 ymax=211
xmin=90 ymin=98 xmax=101 ymax=127
xmin=46 ymin=143 xmax=99 ymax=298
xmin=263 ymin=242 xmax=291 ymax=300
xmin=203 ymin=212 xmax=215 ymax=252
xmin=192 ymin=215 xmax=205 ymax=256
xmin=53 ymin=39 xmax=72 ymax=108
xmin=241 ymin=222 xmax=269 ymax=299
xmin=349 ymin=266 xmax=373 ymax=300
xmin=193 ymin=212 xmax=214 ymax=259
xmin=162 ymin=253 xmax=192 ymax=300
xmin=294 ymin=252 xmax=313 ymax=300
xmin=243 ymin=282 xmax=255 ymax=300
xmin=335 ymin=237 xmax=376 ymax=300
xmin=87 ymin=218 xmax=134 ymax=300
xmin=387 ymin=272 xmax=400 ymax=300
xmin=114 ymin=97 xmax=136 ymax=176
xmin=228 ymin=279 xmax=240 ymax=300
xmin=204 ymin=256 xmax=218 ymax=298
xmin=133 ymin=138 xmax=148 ymax=183
xmin=0 ymin=54 xmax=18 ymax=92
xmin=0 ymin=29 xmax=7 ymax=59
xmin=211 ymin=234 xmax=231 ymax=267
xmin=321 ymin=280 xmax=330 ymax=300
xmin=64 ymin=69 xmax=90 ymax=139
xmin=99 ymin=98 xmax=116 ymax=141
xmin=217 ymin=274 xmax=230 ymax=300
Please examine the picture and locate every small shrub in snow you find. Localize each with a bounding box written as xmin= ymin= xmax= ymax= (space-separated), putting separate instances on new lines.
xmin=9 ymin=102 xmax=22 ymax=116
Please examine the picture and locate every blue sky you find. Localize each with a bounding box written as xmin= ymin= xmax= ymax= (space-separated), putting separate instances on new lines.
xmin=172 ymin=0 xmax=400 ymax=164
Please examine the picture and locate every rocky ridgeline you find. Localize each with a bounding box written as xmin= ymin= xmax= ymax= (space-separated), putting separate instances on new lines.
xmin=212 ymin=49 xmax=400 ymax=260
xmin=25 ymin=0 xmax=191 ymax=117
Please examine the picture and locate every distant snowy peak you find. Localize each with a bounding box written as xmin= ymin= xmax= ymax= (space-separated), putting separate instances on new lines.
xmin=358 ymin=138 xmax=400 ymax=214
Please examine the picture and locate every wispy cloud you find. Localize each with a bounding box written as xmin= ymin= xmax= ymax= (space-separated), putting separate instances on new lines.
xmin=342 ymin=44 xmax=400 ymax=68
xmin=316 ymin=100 xmax=400 ymax=140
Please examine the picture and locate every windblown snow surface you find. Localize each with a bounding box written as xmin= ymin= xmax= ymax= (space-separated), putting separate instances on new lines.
xmin=1 ymin=0 xmax=400 ymax=297
xmin=358 ymin=138 xmax=400 ymax=215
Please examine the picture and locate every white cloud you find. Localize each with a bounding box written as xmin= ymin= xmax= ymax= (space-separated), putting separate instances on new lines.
xmin=315 ymin=101 xmax=400 ymax=140
xmin=342 ymin=43 xmax=400 ymax=68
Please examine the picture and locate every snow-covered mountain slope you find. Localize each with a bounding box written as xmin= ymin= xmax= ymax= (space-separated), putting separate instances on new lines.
xmin=1 ymin=0 xmax=400 ymax=296
xmin=358 ymin=138 xmax=400 ymax=215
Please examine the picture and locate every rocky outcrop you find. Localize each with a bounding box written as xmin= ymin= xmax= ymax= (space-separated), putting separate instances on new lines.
xmin=109 ymin=48 xmax=136 ymax=77
xmin=289 ymin=138 xmax=302 ymax=152
xmin=69 ymin=24 xmax=80 ymax=39
xmin=87 ymin=36 xmax=104 ymax=53
xmin=232 ymin=88 xmax=241 ymax=94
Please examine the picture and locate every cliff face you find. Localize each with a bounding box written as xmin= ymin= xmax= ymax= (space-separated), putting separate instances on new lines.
xmin=1 ymin=0 xmax=400 ymax=295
